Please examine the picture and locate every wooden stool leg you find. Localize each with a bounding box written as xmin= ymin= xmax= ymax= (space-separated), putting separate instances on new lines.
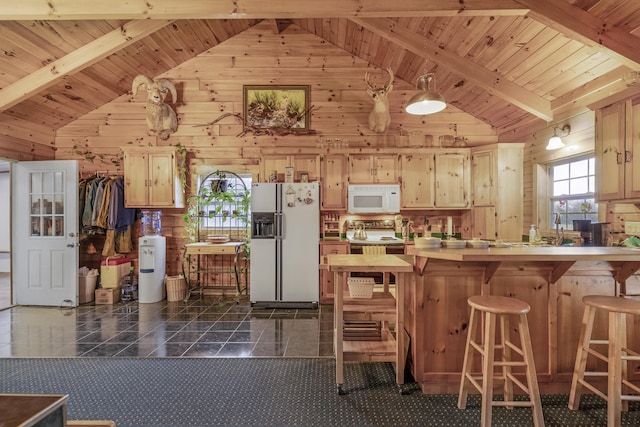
xmin=608 ymin=311 xmax=623 ymax=427
xmin=519 ymin=313 xmax=545 ymax=427
xmin=568 ymin=305 xmax=596 ymax=410
xmin=481 ymin=311 xmax=497 ymax=427
xmin=500 ymin=314 xmax=514 ymax=409
xmin=458 ymin=306 xmax=478 ymax=409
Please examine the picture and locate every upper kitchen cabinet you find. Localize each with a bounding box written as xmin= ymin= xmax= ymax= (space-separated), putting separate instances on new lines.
xmin=400 ymin=153 xmax=435 ymax=209
xmin=595 ymin=98 xmax=640 ymax=202
xmin=321 ymin=154 xmax=348 ymax=210
xmin=348 ymin=154 xmax=398 ymax=184
xmin=260 ymin=154 xmax=320 ymax=183
xmin=434 ymin=150 xmax=470 ymax=208
xmin=466 ymin=144 xmax=523 ymax=241
xmin=123 ymin=148 xmax=184 ymax=208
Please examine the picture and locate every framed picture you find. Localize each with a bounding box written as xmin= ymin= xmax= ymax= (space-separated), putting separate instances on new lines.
xmin=300 ymin=172 xmax=309 ymax=183
xmin=243 ymin=85 xmax=310 ymax=131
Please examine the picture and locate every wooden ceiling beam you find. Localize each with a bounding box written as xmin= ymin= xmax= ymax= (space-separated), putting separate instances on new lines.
xmin=351 ymin=17 xmax=553 ymax=122
xmin=0 ymin=1 xmax=529 ymax=20
xmin=515 ymin=0 xmax=640 ymax=69
xmin=0 ymin=20 xmax=173 ymax=113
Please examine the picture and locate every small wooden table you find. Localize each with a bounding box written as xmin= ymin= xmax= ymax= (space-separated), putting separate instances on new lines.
xmin=184 ymin=241 xmax=248 ymax=299
xmin=327 ymin=254 xmax=414 ymax=394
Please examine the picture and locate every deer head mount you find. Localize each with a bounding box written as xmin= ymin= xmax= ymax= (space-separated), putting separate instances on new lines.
xmin=365 ymin=67 xmax=394 ymax=133
xmin=132 ymin=75 xmax=178 ymax=140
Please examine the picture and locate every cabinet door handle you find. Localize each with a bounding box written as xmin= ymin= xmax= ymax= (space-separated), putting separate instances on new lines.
xmin=625 ymin=150 xmax=632 ymax=163
xmin=617 ymin=152 xmax=624 ymax=164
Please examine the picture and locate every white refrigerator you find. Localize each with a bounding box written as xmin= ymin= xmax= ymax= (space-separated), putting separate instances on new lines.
xmin=250 ymin=182 xmax=319 ymax=308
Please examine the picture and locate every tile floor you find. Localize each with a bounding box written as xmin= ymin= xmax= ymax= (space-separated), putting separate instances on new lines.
xmin=0 ymin=295 xmax=335 ymax=358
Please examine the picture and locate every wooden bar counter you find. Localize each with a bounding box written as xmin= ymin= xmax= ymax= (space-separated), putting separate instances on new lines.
xmin=405 ymin=245 xmax=640 ymax=394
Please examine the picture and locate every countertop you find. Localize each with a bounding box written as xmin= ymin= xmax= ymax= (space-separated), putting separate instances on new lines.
xmin=408 ymin=245 xmax=640 ymax=262
xmin=408 ymin=245 xmax=640 ymax=284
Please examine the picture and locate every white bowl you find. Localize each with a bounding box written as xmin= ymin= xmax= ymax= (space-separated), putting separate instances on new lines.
xmin=442 ymin=239 xmax=466 ymax=249
xmin=415 ymin=237 xmax=441 ymax=245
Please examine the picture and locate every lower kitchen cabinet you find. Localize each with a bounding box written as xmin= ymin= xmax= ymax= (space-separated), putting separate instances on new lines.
xmin=319 ymin=241 xmax=349 ymax=303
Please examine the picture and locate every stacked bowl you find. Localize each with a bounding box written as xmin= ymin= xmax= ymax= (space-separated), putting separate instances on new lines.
xmin=414 ymin=237 xmax=441 ymax=249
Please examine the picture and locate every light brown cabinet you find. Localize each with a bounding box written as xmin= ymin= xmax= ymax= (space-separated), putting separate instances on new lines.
xmin=400 ymin=149 xmax=470 ymax=209
xmin=595 ymin=98 xmax=640 ymax=201
xmin=348 ymin=154 xmax=398 ymax=184
xmin=319 ymin=241 xmax=348 ymax=303
xmin=123 ymin=148 xmax=184 ymax=208
xmin=321 ymin=154 xmax=348 ymax=210
xmin=434 ymin=151 xmax=470 ymax=208
xmin=260 ymin=154 xmax=320 ymax=183
xmin=400 ymin=153 xmax=435 ymax=209
xmin=464 ymin=143 xmax=523 ymax=241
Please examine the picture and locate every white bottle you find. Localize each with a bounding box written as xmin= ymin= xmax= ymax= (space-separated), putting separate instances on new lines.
xmin=529 ymin=225 xmax=537 ymax=243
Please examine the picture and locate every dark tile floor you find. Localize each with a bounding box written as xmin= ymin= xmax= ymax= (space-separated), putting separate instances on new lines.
xmin=0 ymin=295 xmax=335 ymax=358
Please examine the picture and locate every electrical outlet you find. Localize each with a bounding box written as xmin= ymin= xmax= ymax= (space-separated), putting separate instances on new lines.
xmin=626 ymin=221 xmax=640 ymax=235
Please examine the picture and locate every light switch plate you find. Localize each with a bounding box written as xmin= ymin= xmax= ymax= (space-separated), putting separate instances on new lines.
xmin=626 ymin=221 xmax=640 ymax=235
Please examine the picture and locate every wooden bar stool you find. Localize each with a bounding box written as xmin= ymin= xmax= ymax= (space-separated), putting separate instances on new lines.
xmin=458 ymin=295 xmax=545 ymax=427
xmin=568 ymin=295 xmax=640 ymax=426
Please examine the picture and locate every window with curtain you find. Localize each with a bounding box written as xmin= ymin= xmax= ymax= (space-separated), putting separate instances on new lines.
xmin=549 ymin=157 xmax=598 ymax=231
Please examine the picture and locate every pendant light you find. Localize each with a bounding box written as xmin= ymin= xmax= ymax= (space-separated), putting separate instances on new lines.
xmin=546 ymin=124 xmax=570 ymax=150
xmin=405 ymin=26 xmax=446 ymax=115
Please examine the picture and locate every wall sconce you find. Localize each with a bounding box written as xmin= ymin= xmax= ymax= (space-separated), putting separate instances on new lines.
xmin=546 ymin=124 xmax=570 ymax=150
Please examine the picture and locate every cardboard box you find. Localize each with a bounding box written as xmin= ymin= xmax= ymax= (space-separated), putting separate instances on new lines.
xmin=100 ymin=257 xmax=131 ymax=288
xmin=95 ymin=288 xmax=120 ymax=305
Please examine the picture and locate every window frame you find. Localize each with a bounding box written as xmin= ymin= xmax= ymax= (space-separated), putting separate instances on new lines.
xmin=548 ymin=156 xmax=598 ymax=231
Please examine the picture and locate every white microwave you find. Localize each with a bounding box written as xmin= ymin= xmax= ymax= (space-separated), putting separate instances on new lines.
xmin=348 ymin=184 xmax=401 ymax=214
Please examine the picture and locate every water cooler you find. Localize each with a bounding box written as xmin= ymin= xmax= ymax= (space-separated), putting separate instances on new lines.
xmin=138 ymin=211 xmax=166 ymax=303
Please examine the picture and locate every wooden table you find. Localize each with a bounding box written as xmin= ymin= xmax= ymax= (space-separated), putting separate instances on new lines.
xmin=327 ymin=254 xmax=414 ymax=394
xmin=0 ymin=393 xmax=68 ymax=427
xmin=184 ymin=241 xmax=248 ymax=299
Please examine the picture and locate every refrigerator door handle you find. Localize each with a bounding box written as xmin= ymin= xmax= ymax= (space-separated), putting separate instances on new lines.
xmin=275 ymin=212 xmax=283 ymax=239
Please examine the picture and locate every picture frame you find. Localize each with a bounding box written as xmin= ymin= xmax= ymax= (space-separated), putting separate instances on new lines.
xmin=300 ymin=172 xmax=309 ymax=183
xmin=243 ymin=85 xmax=310 ymax=131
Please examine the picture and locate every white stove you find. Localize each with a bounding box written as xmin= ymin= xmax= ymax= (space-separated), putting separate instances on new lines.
xmin=346 ymin=220 xmax=404 ymax=246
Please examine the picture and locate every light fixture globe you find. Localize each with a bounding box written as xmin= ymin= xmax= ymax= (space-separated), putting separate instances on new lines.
xmin=545 ymin=135 xmax=565 ymax=150
xmin=545 ymin=124 xmax=570 ymax=150
xmin=405 ymin=73 xmax=446 ymax=115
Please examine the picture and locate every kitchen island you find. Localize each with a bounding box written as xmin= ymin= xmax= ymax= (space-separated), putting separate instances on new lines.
xmin=327 ymin=254 xmax=413 ymax=394
xmin=405 ymin=245 xmax=640 ymax=394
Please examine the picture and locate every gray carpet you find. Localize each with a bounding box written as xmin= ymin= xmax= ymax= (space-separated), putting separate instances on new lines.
xmin=1 ymin=358 xmax=638 ymax=426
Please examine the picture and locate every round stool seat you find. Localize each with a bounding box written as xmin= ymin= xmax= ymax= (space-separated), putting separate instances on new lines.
xmin=468 ymin=295 xmax=530 ymax=315
xmin=582 ymin=295 xmax=640 ymax=315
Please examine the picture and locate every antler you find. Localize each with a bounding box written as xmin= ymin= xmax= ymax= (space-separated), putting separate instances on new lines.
xmin=364 ymin=71 xmax=374 ymax=91
xmin=384 ymin=67 xmax=394 ymax=91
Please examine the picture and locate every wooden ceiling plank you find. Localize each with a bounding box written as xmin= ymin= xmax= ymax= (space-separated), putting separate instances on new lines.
xmin=350 ymin=17 xmax=553 ymax=121
xmin=0 ymin=1 xmax=529 ymax=20
xmin=0 ymin=19 xmax=174 ymax=112
xmin=516 ymin=0 xmax=640 ymax=68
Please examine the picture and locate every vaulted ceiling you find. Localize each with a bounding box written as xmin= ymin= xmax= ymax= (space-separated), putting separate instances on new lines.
xmin=1 ymin=0 xmax=640 ymax=148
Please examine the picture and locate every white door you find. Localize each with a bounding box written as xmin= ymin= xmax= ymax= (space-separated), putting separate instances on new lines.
xmin=12 ymin=160 xmax=79 ymax=306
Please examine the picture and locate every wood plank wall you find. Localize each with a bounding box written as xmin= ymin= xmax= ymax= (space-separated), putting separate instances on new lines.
xmin=48 ymin=20 xmax=637 ymax=274
xmin=52 ymin=21 xmax=496 ymax=274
